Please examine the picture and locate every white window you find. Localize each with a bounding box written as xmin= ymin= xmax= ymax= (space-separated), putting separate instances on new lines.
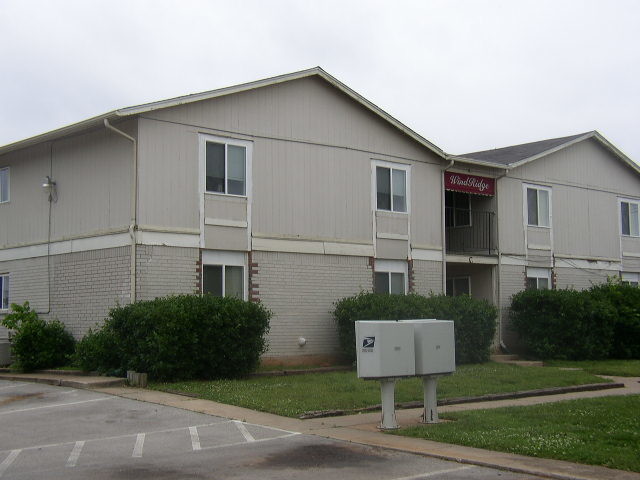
xmin=526 ymin=185 xmax=551 ymax=227
xmin=446 ymin=276 xmax=470 ymax=296
xmin=621 ymin=272 xmax=639 ymax=287
xmin=620 ymin=199 xmax=639 ymax=237
xmin=374 ymin=259 xmax=407 ymax=294
xmin=0 ymin=168 xmax=8 ymax=204
xmin=205 ymin=139 xmax=247 ymax=196
xmin=526 ymin=267 xmax=551 ymax=290
xmin=0 ymin=274 xmax=9 ymax=310
xmin=202 ymin=251 xmax=246 ymax=300
xmin=375 ymin=162 xmax=409 ymax=213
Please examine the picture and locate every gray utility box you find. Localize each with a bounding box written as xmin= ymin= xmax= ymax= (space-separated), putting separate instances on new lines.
xmin=399 ymin=320 xmax=455 ymax=375
xmin=355 ymin=321 xmax=415 ymax=379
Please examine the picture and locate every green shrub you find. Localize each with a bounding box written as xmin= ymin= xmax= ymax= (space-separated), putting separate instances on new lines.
xmin=74 ymin=295 xmax=271 ymax=381
xmin=509 ymin=289 xmax=615 ymax=360
xmin=588 ymin=281 xmax=640 ymax=359
xmin=1 ymin=302 xmax=75 ymax=372
xmin=333 ymin=292 xmax=497 ymax=365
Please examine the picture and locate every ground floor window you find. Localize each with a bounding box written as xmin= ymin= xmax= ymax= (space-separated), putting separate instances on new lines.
xmin=374 ymin=259 xmax=407 ymax=294
xmin=202 ymin=251 xmax=246 ymax=299
xmin=526 ymin=267 xmax=551 ymax=290
xmin=446 ymin=276 xmax=470 ymax=296
xmin=621 ymin=272 xmax=639 ymax=287
xmin=0 ymin=274 xmax=8 ymax=310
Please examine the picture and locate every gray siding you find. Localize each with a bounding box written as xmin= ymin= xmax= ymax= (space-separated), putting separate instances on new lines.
xmin=252 ymin=251 xmax=372 ymax=357
xmin=555 ymin=266 xmax=613 ymax=291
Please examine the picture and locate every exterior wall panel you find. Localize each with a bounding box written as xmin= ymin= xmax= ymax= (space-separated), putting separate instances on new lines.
xmin=136 ymin=245 xmax=199 ymax=301
xmin=411 ymin=260 xmax=443 ymax=295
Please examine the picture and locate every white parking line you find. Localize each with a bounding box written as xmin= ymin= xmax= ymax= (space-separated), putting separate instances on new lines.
xmin=0 ymin=450 xmax=21 ymax=478
xmin=233 ymin=420 xmax=256 ymax=442
xmin=0 ymin=397 xmax=113 ymax=416
xmin=0 ymin=383 xmax=28 ymax=390
xmin=189 ymin=426 xmax=201 ymax=451
xmin=66 ymin=441 xmax=85 ymax=467
xmin=392 ymin=465 xmax=473 ymax=479
xmin=199 ymin=432 xmax=299 ymax=452
xmin=132 ymin=433 xmax=145 ymax=458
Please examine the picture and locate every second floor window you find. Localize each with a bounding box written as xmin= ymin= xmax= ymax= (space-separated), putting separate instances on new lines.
xmin=206 ymin=141 xmax=246 ymax=196
xmin=445 ymin=191 xmax=471 ymax=227
xmin=0 ymin=167 xmax=8 ymax=203
xmin=0 ymin=274 xmax=9 ymax=310
xmin=376 ymin=165 xmax=407 ymax=213
xmin=620 ymin=200 xmax=639 ymax=237
xmin=526 ymin=185 xmax=550 ymax=227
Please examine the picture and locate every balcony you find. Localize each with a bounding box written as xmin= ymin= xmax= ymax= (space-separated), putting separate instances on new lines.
xmin=445 ymin=208 xmax=496 ymax=255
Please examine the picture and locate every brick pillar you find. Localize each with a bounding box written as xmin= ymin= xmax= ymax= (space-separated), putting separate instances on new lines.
xmin=248 ymin=251 xmax=260 ymax=302
xmin=368 ymin=256 xmax=376 ymax=291
xmin=195 ymin=250 xmax=202 ymax=294
xmin=408 ymin=259 xmax=415 ymax=293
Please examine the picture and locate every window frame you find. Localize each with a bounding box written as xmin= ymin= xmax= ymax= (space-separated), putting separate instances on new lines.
xmin=201 ymin=135 xmax=252 ymax=198
xmin=373 ymin=160 xmax=410 ymax=214
xmin=524 ymin=184 xmax=551 ymax=228
xmin=374 ymin=259 xmax=408 ymax=294
xmin=446 ymin=276 xmax=471 ymax=296
xmin=201 ymin=251 xmax=247 ymax=300
xmin=0 ymin=167 xmax=9 ymax=204
xmin=526 ymin=267 xmax=551 ymax=290
xmin=619 ymin=198 xmax=640 ymax=237
xmin=0 ymin=273 xmax=9 ymax=311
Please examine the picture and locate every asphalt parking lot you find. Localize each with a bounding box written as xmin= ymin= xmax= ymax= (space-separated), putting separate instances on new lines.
xmin=0 ymin=380 xmax=542 ymax=480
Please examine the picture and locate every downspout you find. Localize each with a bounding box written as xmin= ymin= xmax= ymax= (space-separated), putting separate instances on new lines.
xmin=494 ymin=168 xmax=509 ymax=352
xmin=104 ymin=119 xmax=137 ymax=304
xmin=441 ymin=157 xmax=455 ymax=293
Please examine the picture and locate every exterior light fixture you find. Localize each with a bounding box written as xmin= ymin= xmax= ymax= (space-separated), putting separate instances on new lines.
xmin=42 ymin=176 xmax=57 ymax=202
xmin=42 ymin=176 xmax=56 ymax=189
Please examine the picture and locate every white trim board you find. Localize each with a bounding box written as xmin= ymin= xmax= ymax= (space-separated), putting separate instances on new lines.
xmin=251 ymin=237 xmax=374 ymax=257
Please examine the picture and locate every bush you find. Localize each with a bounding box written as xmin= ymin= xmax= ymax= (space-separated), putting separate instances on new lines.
xmin=333 ymin=292 xmax=497 ymax=365
xmin=509 ymin=289 xmax=615 ymax=360
xmin=1 ymin=302 xmax=75 ymax=372
xmin=588 ymin=281 xmax=640 ymax=359
xmin=74 ymin=295 xmax=271 ymax=381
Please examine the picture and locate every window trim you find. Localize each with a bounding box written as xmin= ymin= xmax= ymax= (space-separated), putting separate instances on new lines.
xmin=201 ymin=251 xmax=247 ymax=300
xmin=372 ymin=160 xmax=410 ymax=214
xmin=619 ymin=197 xmax=640 ymax=238
xmin=0 ymin=167 xmax=9 ymax=204
xmin=526 ymin=267 xmax=551 ymax=290
xmin=524 ymin=183 xmax=551 ymax=228
xmin=0 ymin=273 xmax=9 ymax=311
xmin=200 ymin=135 xmax=252 ymax=198
xmin=621 ymin=272 xmax=639 ymax=286
xmin=374 ymin=259 xmax=408 ymax=294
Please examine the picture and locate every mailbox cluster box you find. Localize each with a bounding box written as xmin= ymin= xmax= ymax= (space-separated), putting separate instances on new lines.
xmin=400 ymin=319 xmax=456 ymax=375
xmin=355 ymin=321 xmax=415 ymax=379
xmin=355 ymin=319 xmax=456 ymax=379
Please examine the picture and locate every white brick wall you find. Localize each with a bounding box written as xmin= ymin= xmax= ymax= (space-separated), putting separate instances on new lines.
xmin=136 ymin=245 xmax=199 ymax=301
xmin=499 ymin=264 xmax=526 ymax=350
xmin=251 ymin=251 xmax=373 ymax=357
xmin=411 ymin=259 xmax=443 ymax=296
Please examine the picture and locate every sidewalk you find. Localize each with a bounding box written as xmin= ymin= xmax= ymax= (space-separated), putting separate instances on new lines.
xmin=2 ymin=371 xmax=639 ymax=480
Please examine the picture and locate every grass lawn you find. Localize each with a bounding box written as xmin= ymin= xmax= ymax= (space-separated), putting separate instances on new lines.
xmin=149 ymin=362 xmax=608 ymax=418
xmin=544 ymin=359 xmax=640 ymax=377
xmin=392 ymin=395 xmax=640 ymax=472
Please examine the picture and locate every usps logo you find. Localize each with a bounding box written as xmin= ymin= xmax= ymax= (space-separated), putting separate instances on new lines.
xmin=362 ymin=336 xmax=375 ymax=352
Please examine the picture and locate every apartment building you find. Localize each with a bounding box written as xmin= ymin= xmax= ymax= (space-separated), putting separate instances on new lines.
xmin=1 ymin=68 xmax=638 ymax=363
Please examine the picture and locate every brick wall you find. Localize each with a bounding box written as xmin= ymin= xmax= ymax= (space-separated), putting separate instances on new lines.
xmin=51 ymin=246 xmax=131 ymax=337
xmin=136 ymin=245 xmax=200 ymax=301
xmin=412 ymin=259 xmax=443 ymax=296
xmin=499 ymin=264 xmax=526 ymax=351
xmin=251 ymin=251 xmax=373 ymax=358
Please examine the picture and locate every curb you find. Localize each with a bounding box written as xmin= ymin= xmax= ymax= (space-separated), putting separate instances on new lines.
xmin=299 ymin=382 xmax=625 ymax=419
xmin=0 ymin=374 xmax=125 ymax=389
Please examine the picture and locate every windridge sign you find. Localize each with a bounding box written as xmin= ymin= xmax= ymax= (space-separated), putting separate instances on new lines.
xmin=444 ymin=172 xmax=495 ymax=196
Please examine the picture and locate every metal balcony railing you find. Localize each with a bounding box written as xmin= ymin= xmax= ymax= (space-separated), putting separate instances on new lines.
xmin=445 ymin=208 xmax=496 ymax=255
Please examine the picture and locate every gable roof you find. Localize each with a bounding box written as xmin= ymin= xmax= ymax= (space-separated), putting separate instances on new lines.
xmin=0 ymin=67 xmax=445 ymax=159
xmin=452 ymin=131 xmax=640 ymax=174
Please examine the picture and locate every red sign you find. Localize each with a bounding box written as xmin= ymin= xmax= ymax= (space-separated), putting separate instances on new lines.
xmin=444 ymin=172 xmax=495 ymax=196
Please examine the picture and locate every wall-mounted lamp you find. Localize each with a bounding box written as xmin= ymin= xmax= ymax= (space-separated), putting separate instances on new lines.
xmin=42 ymin=176 xmax=57 ymax=202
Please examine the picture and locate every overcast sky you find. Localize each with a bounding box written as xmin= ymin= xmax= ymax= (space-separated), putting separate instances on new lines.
xmin=1 ymin=0 xmax=639 ymax=161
